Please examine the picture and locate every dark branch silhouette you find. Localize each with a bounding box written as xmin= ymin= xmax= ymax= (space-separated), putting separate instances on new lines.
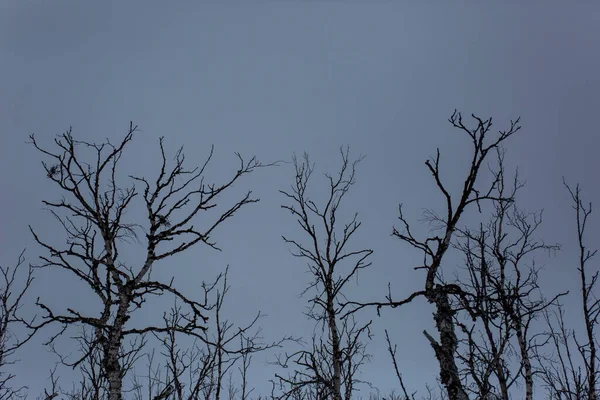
xmin=27 ymin=123 xmax=269 ymax=400
xmin=274 ymin=148 xmax=373 ymax=400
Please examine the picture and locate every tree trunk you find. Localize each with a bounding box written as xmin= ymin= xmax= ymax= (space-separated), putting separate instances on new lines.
xmin=426 ymin=288 xmax=469 ymax=400
xmin=327 ymin=295 xmax=343 ymax=400
xmin=514 ymin=322 xmax=533 ymax=400
xmin=104 ymin=293 xmax=130 ymax=400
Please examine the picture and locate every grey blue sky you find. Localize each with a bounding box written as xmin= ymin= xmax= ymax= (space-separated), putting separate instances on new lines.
xmin=1 ymin=1 xmax=600 ymax=398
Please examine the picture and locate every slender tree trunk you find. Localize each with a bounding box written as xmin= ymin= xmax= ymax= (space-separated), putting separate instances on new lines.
xmin=571 ymin=183 xmax=598 ymax=400
xmin=582 ymin=265 xmax=597 ymax=400
xmin=495 ymin=368 xmax=509 ymax=400
xmin=327 ymin=294 xmax=343 ymax=400
xmin=513 ymin=319 xmax=533 ymax=400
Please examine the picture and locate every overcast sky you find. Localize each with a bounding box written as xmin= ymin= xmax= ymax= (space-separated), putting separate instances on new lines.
xmin=1 ymin=1 xmax=600 ymax=398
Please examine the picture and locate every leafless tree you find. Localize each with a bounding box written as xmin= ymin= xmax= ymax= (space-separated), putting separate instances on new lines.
xmin=347 ymin=111 xmax=521 ymax=400
xmin=398 ymin=113 xmax=519 ymax=400
xmin=0 ymin=249 xmax=35 ymax=400
xmin=27 ymin=123 xmax=268 ymax=400
xmin=126 ymin=266 xmax=287 ymax=400
xmin=384 ymin=329 xmax=416 ymax=400
xmin=537 ymin=181 xmax=599 ymax=399
xmin=38 ymin=367 xmax=60 ymax=400
xmin=451 ymin=151 xmax=564 ymax=400
xmin=275 ymin=149 xmax=373 ymax=400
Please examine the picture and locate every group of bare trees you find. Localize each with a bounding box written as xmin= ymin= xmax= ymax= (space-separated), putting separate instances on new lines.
xmin=0 ymin=110 xmax=598 ymax=399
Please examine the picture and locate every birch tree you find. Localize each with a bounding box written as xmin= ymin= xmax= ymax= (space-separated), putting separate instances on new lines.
xmin=0 ymin=250 xmax=35 ymax=400
xmin=349 ymin=111 xmax=521 ymax=400
xmin=275 ymin=149 xmax=373 ymax=400
xmin=28 ymin=123 xmax=266 ymax=400
xmin=538 ymin=181 xmax=599 ymax=400
xmin=452 ymin=151 xmax=564 ymax=400
xmin=133 ymin=266 xmax=286 ymax=400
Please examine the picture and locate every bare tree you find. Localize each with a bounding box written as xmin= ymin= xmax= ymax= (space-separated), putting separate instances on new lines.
xmin=451 ymin=151 xmax=564 ymax=400
xmin=127 ymin=266 xmax=286 ymax=400
xmin=0 ymin=249 xmax=35 ymax=400
xmin=538 ymin=181 xmax=599 ymax=400
xmin=27 ymin=123 xmax=268 ymax=400
xmin=198 ymin=267 xmax=286 ymax=400
xmin=384 ymin=329 xmax=416 ymax=400
xmin=39 ymin=367 xmax=60 ymax=400
xmin=348 ymin=111 xmax=521 ymax=400
xmin=275 ymin=149 xmax=373 ymax=400
xmin=397 ymin=113 xmax=520 ymax=400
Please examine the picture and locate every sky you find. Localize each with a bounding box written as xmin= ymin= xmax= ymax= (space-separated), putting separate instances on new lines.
xmin=1 ymin=1 xmax=600 ymax=398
